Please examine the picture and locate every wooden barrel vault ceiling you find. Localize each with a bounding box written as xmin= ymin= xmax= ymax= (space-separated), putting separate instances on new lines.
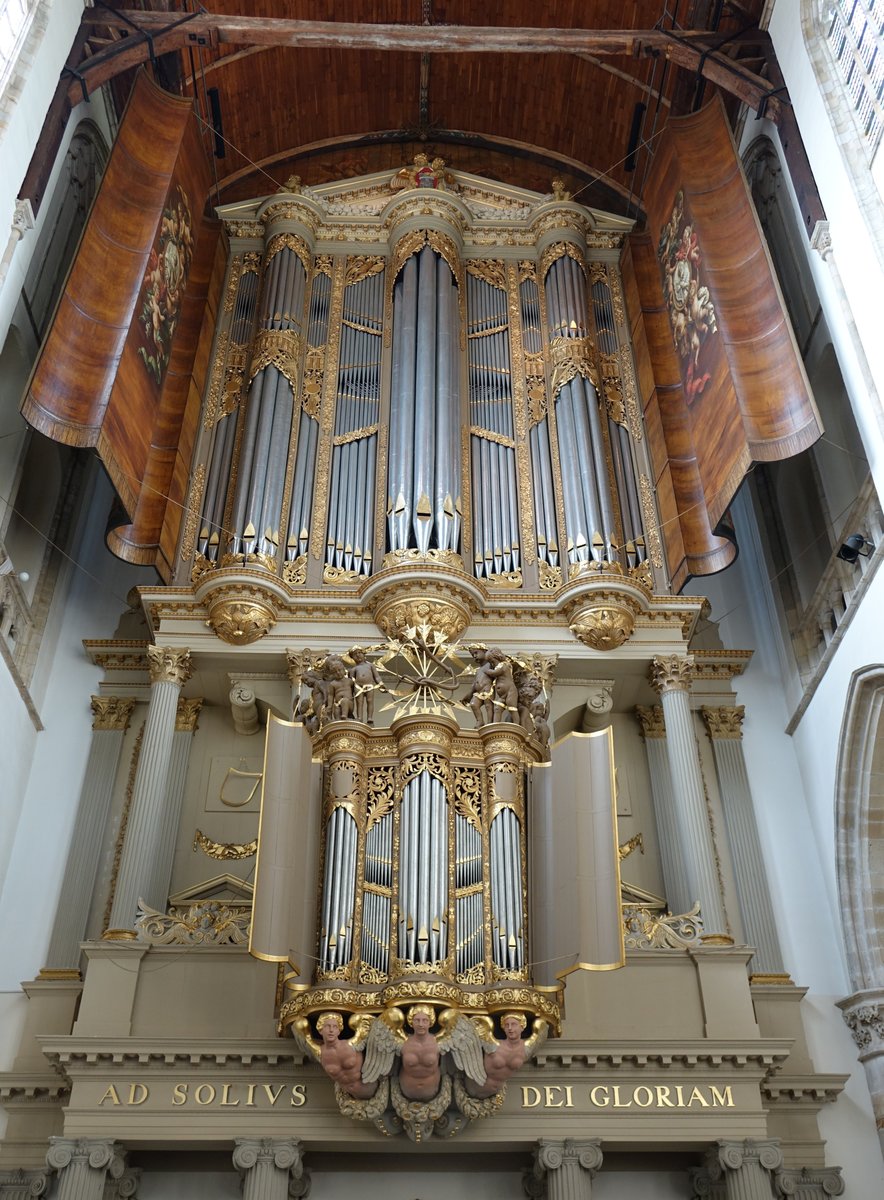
xmin=53 ymin=0 xmax=793 ymax=221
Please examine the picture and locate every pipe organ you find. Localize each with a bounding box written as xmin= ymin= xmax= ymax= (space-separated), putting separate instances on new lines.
xmin=190 ymin=161 xmax=659 ymax=606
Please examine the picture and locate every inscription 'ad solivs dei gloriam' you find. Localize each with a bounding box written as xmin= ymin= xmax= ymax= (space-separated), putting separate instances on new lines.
xmin=95 ymin=1081 xmax=738 ymax=1110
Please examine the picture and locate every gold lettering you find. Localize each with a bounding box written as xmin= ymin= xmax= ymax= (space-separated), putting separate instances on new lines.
xmin=710 ymin=1085 xmax=734 ymax=1108
xmin=563 ymin=1085 xmax=574 ymax=1108
xmin=612 ymin=1085 xmax=632 ymax=1108
xmin=544 ymin=1086 xmax=565 ymax=1108
xmin=291 ymin=1084 xmax=307 ymax=1107
xmin=220 ymin=1084 xmax=239 ymax=1107
xmin=246 ymin=1084 xmax=257 ymax=1107
xmin=589 ymin=1086 xmax=610 ymax=1107
xmin=521 ymin=1086 xmax=542 ymax=1108
xmin=263 ymin=1084 xmax=285 ymax=1105
xmin=675 ymin=1085 xmax=685 ymax=1106
xmin=99 ymin=1085 xmax=121 ymax=1107
xmin=655 ymin=1086 xmax=676 ymax=1107
xmin=195 ymin=1084 xmax=216 ymax=1105
xmin=688 ymin=1087 xmax=709 ymax=1107
xmin=633 ymin=1086 xmax=653 ymax=1108
xmin=128 ymin=1083 xmax=148 ymax=1106
xmin=172 ymin=1083 xmax=188 ymax=1106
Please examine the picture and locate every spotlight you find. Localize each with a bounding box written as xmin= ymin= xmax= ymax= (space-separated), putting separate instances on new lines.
xmin=836 ymin=534 xmax=874 ymax=564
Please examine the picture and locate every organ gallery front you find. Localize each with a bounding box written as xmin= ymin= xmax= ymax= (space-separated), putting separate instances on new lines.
xmin=1 ymin=79 xmax=847 ymax=1199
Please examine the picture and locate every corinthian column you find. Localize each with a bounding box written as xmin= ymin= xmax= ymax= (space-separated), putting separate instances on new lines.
xmin=46 ymin=1139 xmax=127 ymax=1200
xmin=701 ymin=706 xmax=785 ymax=978
xmin=233 ymin=1139 xmax=309 ymax=1200
xmin=691 ymin=1140 xmax=782 ymax=1199
xmin=635 ymin=704 xmax=691 ymax=914
xmin=44 ymin=698 xmax=135 ymax=969
xmin=524 ymin=1139 xmax=603 ymax=1200
xmin=105 ymin=648 xmax=192 ymax=936
xmin=649 ymin=656 xmax=727 ymax=936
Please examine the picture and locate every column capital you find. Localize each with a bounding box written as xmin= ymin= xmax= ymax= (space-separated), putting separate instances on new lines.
xmin=175 ymin=697 xmax=203 ymax=732
xmin=147 ymin=646 xmax=192 ymax=687
xmin=692 ymin=1139 xmax=783 ymax=1195
xmin=524 ymin=1138 xmax=603 ymax=1198
xmin=233 ymin=1136 xmax=305 ymax=1174
xmin=774 ymin=1165 xmax=845 ymax=1196
xmin=715 ymin=1139 xmax=783 ymax=1172
xmin=635 ymin=704 xmax=665 ymax=738
xmin=46 ymin=1139 xmax=125 ymax=1175
xmin=649 ymin=655 xmax=693 ymax=695
xmin=838 ymin=988 xmax=884 ymax=1053
xmin=701 ymin=705 xmax=745 ymax=740
xmin=90 ymin=697 xmax=135 ymax=732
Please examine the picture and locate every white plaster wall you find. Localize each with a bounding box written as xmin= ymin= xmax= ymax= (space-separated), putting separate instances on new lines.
xmin=769 ymin=0 xmax=884 ymax=492
xmin=0 ymin=466 xmax=153 ymax=1034
xmin=0 ymin=0 xmax=88 ymax=347
xmin=138 ymin=1172 xmax=240 ymax=1200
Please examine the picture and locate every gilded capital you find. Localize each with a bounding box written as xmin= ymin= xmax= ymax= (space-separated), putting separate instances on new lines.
xmin=635 ymin=705 xmax=665 ymax=739
xmin=176 ymin=697 xmax=203 ymax=732
xmin=701 ymin=705 xmax=744 ymax=740
xmin=649 ymin=655 xmax=693 ymax=695
xmin=90 ymin=696 xmax=135 ymax=732
xmin=147 ymin=646 xmax=192 ymax=687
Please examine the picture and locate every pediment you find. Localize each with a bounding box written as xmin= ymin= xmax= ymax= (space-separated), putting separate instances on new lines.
xmin=169 ymin=874 xmax=254 ymax=907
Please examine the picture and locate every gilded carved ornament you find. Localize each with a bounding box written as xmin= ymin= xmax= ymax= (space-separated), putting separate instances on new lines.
xmin=146 ymin=646 xmax=192 ymax=687
xmin=175 ymin=697 xmax=203 ymax=733
xmin=179 ymin=464 xmax=205 ymax=563
xmin=90 ymin=696 xmax=135 ymax=732
xmin=206 ymin=586 xmax=278 ymax=645
xmin=136 ymin=899 xmax=250 ymax=945
xmin=568 ymin=595 xmax=638 ymax=652
xmin=193 ymin=829 xmax=257 ymax=860
xmin=700 ymin=705 xmax=745 ymax=740
xmin=549 ymin=335 xmax=599 ymax=400
xmin=635 ymin=705 xmax=666 ymax=739
xmin=649 ymin=655 xmax=694 ymax=695
xmin=248 ymin=329 xmax=303 ymax=390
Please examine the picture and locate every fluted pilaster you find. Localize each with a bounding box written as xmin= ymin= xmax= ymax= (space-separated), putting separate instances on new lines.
xmin=151 ymin=696 xmax=203 ymax=911
xmin=524 ymin=1139 xmax=603 ymax=1200
xmin=701 ymin=706 xmax=785 ymax=976
xmin=635 ymin=704 xmax=692 ymax=913
xmin=649 ymin=657 xmax=727 ymax=936
xmin=106 ymin=648 xmax=192 ymax=934
xmin=692 ymin=1140 xmax=782 ymax=1199
xmin=46 ymin=1139 xmax=126 ymax=1200
xmin=44 ymin=698 xmax=134 ymax=968
xmin=233 ymin=1139 xmax=308 ymax=1200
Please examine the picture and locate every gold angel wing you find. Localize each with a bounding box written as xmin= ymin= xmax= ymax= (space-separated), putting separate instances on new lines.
xmin=525 ymin=1018 xmax=549 ymax=1058
xmin=292 ymin=1016 xmax=321 ymax=1062
xmin=437 ymin=1007 xmax=487 ymax=1087
xmin=362 ymin=1008 xmax=404 ymax=1084
xmin=348 ymin=1012 xmax=375 ymax=1052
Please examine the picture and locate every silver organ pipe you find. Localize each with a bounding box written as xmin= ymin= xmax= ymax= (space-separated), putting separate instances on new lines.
xmin=199 ymin=263 xmax=260 ymax=562
xmin=362 ymin=810 xmax=392 ymax=974
xmin=320 ymin=805 xmax=359 ymax=972
xmin=387 ymin=246 xmax=462 ymax=556
xmin=455 ymin=812 xmax=483 ymax=975
xmin=229 ymin=242 xmax=307 ymax=560
xmin=467 ymin=271 xmax=519 ymax=580
xmin=397 ymin=770 xmax=448 ymax=965
xmin=286 ymin=267 xmax=331 ymax=564
xmin=490 ymin=807 xmax=525 ymax=972
xmin=519 ymin=275 xmax=559 ymax=568
xmin=590 ymin=275 xmax=647 ymax=567
xmin=545 ymin=253 xmax=618 ymax=568
xmin=326 ymin=266 xmax=384 ymax=576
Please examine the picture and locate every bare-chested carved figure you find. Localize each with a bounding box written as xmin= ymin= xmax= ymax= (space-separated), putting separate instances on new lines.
xmin=399 ymin=1004 xmax=441 ymax=1101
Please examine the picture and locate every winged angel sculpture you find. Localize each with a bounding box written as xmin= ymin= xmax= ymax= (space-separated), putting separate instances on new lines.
xmin=294 ymin=1005 xmax=548 ymax=1140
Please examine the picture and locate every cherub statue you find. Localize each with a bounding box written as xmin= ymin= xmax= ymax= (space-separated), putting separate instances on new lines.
xmin=294 ymin=1012 xmax=379 ymax=1100
xmin=348 ymin=646 xmax=382 ymax=724
xmin=464 ymin=645 xmax=496 ymax=727
xmin=486 ymin=648 xmax=519 ymax=723
xmin=296 ymin=665 xmax=329 ymax=734
xmin=323 ymin=654 xmax=354 ymax=721
xmin=463 ymin=1013 xmax=549 ymax=1098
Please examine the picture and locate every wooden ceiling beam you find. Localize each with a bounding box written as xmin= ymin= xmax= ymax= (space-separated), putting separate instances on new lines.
xmin=72 ymin=12 xmax=784 ymax=120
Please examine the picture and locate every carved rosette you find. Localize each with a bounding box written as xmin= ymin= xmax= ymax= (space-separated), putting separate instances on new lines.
xmin=568 ymin=594 xmax=638 ymax=651
xmin=146 ymin=646 xmax=192 ymax=687
xmin=90 ymin=696 xmax=135 ymax=732
xmin=206 ymin=585 xmax=278 ymax=644
xmin=649 ymin=654 xmax=694 ymax=695
xmin=701 ymin=705 xmax=745 ymax=740
xmin=371 ymin=584 xmax=475 ymax=642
